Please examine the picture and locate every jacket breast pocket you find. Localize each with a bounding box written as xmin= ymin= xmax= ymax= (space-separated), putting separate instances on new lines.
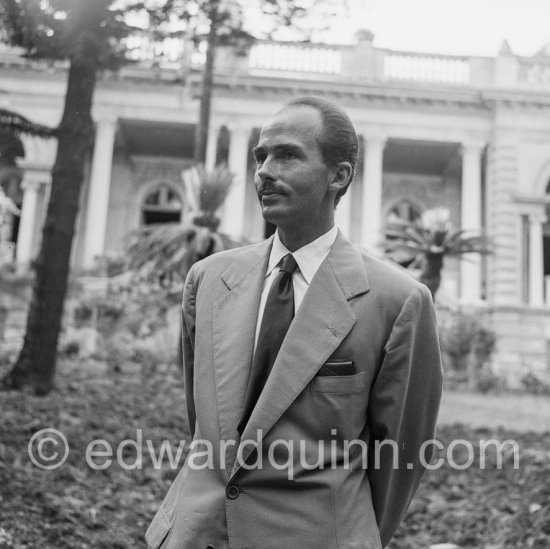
xmin=145 ymin=506 xmax=173 ymax=549
xmin=310 ymin=371 xmax=367 ymax=394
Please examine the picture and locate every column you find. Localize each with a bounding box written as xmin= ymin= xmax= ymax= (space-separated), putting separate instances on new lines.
xmin=221 ymin=125 xmax=249 ymax=237
xmin=460 ymin=141 xmax=484 ymax=303
xmin=361 ymin=135 xmax=385 ymax=250
xmin=205 ymin=123 xmax=219 ymax=171
xmin=81 ymin=117 xmax=116 ymax=269
xmin=15 ymin=177 xmax=41 ymax=266
xmin=529 ymin=213 xmax=546 ymax=307
xmin=335 ymin=190 xmax=351 ymax=237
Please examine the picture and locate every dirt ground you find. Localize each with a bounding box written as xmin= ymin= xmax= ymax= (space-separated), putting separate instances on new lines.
xmin=0 ymin=359 xmax=548 ymax=549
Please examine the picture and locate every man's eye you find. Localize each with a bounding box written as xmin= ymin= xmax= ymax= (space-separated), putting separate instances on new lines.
xmin=282 ymin=150 xmax=296 ymax=160
xmin=255 ymin=155 xmax=266 ymax=164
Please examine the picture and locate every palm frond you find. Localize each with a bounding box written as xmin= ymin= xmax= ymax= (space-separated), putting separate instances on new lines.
xmin=0 ymin=185 xmax=20 ymax=215
xmin=182 ymin=164 xmax=234 ymax=215
xmin=384 ymin=206 xmax=492 ymax=298
xmin=125 ymin=164 xmax=244 ymax=293
xmin=447 ymin=235 xmax=492 ymax=256
xmin=0 ymin=108 xmax=56 ymax=138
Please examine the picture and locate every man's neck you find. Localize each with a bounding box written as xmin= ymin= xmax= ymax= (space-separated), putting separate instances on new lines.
xmin=277 ymin=222 xmax=335 ymax=252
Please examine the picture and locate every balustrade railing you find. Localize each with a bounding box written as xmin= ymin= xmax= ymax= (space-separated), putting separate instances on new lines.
xmin=4 ymin=33 xmax=550 ymax=91
xmin=248 ymin=42 xmax=342 ymax=75
xmin=383 ymin=52 xmax=470 ymax=85
xmin=518 ymin=58 xmax=550 ymax=86
xmin=119 ymin=36 xmax=476 ymax=86
xmin=124 ymin=34 xmax=186 ymax=69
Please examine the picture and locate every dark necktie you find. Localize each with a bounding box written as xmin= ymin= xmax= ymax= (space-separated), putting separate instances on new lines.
xmin=237 ymin=253 xmax=298 ymax=435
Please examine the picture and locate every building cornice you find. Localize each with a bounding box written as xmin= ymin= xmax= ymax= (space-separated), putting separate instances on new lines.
xmin=4 ymin=59 xmax=550 ymax=112
xmin=481 ymin=90 xmax=550 ymax=109
xmin=189 ymin=73 xmax=489 ymax=112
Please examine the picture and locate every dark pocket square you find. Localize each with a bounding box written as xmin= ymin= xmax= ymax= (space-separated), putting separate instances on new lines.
xmin=317 ymin=359 xmax=355 ymax=376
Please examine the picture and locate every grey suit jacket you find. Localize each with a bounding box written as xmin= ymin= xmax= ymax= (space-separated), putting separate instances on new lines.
xmin=146 ymin=231 xmax=443 ymax=549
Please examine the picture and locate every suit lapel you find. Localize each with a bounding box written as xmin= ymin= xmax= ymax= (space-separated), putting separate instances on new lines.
xmin=212 ymin=238 xmax=273 ymax=476
xmin=233 ymin=232 xmax=370 ymax=474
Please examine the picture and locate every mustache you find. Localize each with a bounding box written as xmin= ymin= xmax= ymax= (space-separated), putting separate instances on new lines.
xmin=257 ymin=183 xmax=284 ymax=195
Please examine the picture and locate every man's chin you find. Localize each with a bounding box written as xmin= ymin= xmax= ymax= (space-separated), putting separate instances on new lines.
xmin=260 ymin=203 xmax=286 ymax=225
xmin=260 ymin=209 xmax=277 ymax=226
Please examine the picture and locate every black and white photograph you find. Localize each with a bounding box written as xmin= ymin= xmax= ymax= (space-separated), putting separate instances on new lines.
xmin=0 ymin=0 xmax=549 ymax=548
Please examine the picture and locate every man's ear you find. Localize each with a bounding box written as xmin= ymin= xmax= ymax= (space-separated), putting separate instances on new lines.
xmin=328 ymin=162 xmax=353 ymax=196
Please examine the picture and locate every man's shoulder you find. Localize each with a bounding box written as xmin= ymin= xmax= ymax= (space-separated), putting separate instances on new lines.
xmin=189 ymin=240 xmax=268 ymax=279
xmin=358 ymin=248 xmax=428 ymax=302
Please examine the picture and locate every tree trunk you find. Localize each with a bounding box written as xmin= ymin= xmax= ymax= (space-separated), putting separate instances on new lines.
xmin=193 ymin=1 xmax=218 ymax=164
xmin=2 ymin=57 xmax=97 ymax=395
xmin=419 ymin=252 xmax=443 ymax=299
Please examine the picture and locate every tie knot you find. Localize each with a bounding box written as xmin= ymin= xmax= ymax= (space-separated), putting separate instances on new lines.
xmin=279 ymin=253 xmax=298 ymax=275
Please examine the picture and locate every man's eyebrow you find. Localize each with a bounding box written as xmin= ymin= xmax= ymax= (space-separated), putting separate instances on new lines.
xmin=252 ymin=143 xmax=303 ymax=156
xmin=252 ymin=145 xmax=265 ymax=157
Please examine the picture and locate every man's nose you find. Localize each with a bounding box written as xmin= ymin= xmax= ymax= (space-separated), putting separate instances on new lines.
xmin=256 ymin=156 xmax=276 ymax=183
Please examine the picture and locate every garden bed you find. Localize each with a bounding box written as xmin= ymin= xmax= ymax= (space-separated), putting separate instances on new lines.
xmin=0 ymin=360 xmax=548 ymax=548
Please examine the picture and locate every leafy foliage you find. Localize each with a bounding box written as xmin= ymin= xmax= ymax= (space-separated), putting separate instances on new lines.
xmin=64 ymin=283 xmax=180 ymax=371
xmin=0 ymin=186 xmax=19 ymax=218
xmin=520 ymin=372 xmax=550 ymax=396
xmin=1 ymin=359 xmax=549 ymax=548
xmin=144 ymin=0 xmax=345 ymax=161
xmin=0 ymin=0 xmax=155 ymax=395
xmin=438 ymin=307 xmax=498 ymax=392
xmin=386 ymin=207 xmax=491 ymax=260
xmin=182 ymin=163 xmax=234 ymax=219
xmin=391 ymin=423 xmax=550 ymax=549
xmin=126 ymin=164 xmax=243 ymax=294
xmin=385 ymin=207 xmax=492 ymax=297
xmin=0 ymin=0 xmax=146 ymax=69
xmin=147 ymin=0 xmax=333 ymax=43
xmin=0 ymin=108 xmax=55 ymax=139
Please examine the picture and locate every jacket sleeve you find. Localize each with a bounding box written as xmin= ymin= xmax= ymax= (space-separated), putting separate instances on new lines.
xmin=366 ymin=283 xmax=443 ymax=547
xmin=182 ymin=264 xmax=198 ymax=440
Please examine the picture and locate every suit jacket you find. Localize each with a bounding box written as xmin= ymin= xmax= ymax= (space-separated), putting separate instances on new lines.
xmin=146 ymin=231 xmax=443 ymax=549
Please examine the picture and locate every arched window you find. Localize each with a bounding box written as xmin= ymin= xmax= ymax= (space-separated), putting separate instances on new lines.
xmin=141 ymin=184 xmax=182 ymax=225
xmin=386 ymin=198 xmax=422 ymax=225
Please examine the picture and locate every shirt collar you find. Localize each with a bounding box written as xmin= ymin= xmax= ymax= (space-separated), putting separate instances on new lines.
xmin=266 ymin=225 xmax=338 ymax=285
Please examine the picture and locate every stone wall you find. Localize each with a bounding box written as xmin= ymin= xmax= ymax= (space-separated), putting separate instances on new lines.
xmin=488 ymin=305 xmax=550 ymax=386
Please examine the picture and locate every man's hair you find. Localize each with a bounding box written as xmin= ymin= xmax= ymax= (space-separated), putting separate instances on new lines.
xmin=284 ymin=96 xmax=359 ymax=203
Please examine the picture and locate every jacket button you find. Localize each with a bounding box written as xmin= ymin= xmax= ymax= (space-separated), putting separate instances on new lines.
xmin=226 ymin=484 xmax=240 ymax=499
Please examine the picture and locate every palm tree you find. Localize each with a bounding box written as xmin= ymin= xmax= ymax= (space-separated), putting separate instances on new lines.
xmin=385 ymin=207 xmax=491 ymax=298
xmin=125 ymin=164 xmax=244 ymax=294
xmin=123 ymin=164 xmax=245 ymax=365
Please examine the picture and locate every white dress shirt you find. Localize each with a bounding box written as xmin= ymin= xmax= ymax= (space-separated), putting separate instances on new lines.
xmin=254 ymin=225 xmax=339 ymax=350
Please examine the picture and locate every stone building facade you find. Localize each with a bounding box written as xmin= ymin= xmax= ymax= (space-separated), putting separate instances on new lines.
xmin=1 ymin=34 xmax=550 ymax=382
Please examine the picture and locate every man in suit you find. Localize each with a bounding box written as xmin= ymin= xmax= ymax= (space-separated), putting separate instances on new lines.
xmin=146 ymin=96 xmax=443 ymax=549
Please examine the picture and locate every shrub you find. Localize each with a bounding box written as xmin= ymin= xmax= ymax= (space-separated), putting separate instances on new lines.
xmin=475 ymin=365 xmax=503 ymax=394
xmin=68 ymin=279 xmax=180 ymax=371
xmin=60 ymin=340 xmax=80 ymax=358
xmin=520 ymin=372 xmax=550 ymax=396
xmin=73 ymin=302 xmax=94 ymax=326
xmin=439 ymin=307 xmax=498 ymax=392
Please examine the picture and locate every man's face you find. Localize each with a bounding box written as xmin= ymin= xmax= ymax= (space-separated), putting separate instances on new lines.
xmin=252 ymin=106 xmax=335 ymax=231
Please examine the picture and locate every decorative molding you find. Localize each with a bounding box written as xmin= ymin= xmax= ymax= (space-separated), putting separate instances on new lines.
xmin=130 ymin=157 xmax=189 ymax=185
xmin=185 ymin=72 xmax=490 ymax=112
xmin=513 ymin=193 xmax=550 ymax=205
xmin=461 ymin=140 xmax=486 ymax=153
